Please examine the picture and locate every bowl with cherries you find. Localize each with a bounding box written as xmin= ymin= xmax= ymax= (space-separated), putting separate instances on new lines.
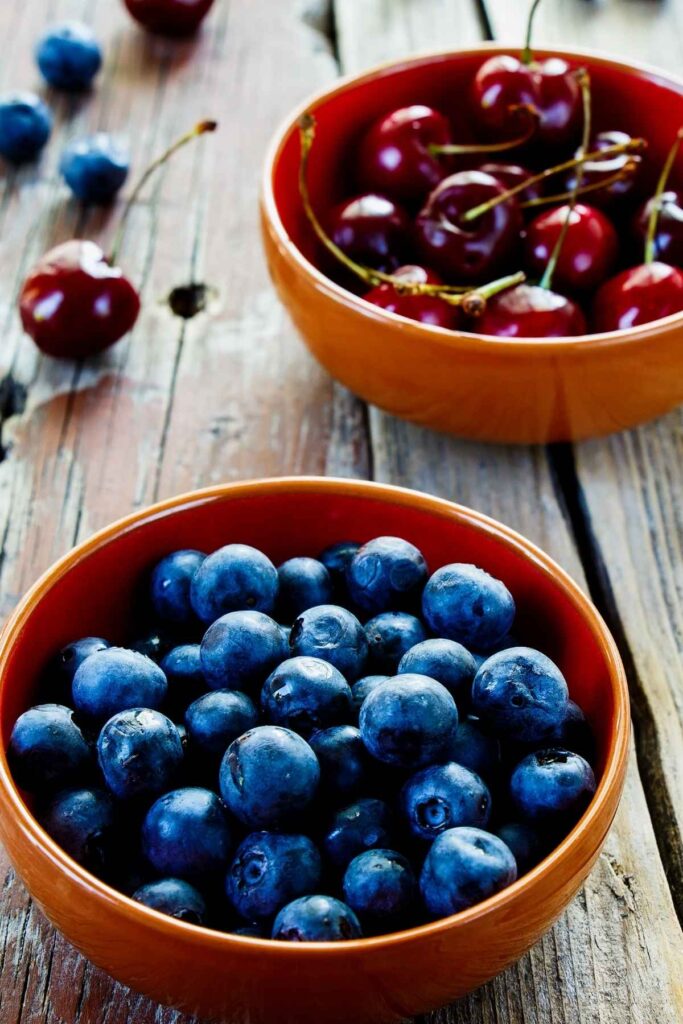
xmin=261 ymin=21 xmax=683 ymax=443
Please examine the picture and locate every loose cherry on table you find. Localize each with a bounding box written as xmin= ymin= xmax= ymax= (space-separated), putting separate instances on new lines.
xmin=524 ymin=203 xmax=618 ymax=293
xmin=364 ymin=265 xmax=461 ymax=329
xmin=19 ymin=121 xmax=217 ymax=359
xmin=123 ymin=0 xmax=215 ymax=37
xmin=327 ymin=193 xmax=412 ymax=274
xmin=564 ymin=130 xmax=642 ymax=208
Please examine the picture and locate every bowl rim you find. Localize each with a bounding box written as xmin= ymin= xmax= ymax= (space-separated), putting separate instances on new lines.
xmin=261 ymin=43 xmax=683 ymax=351
xmin=0 ymin=476 xmax=630 ymax=954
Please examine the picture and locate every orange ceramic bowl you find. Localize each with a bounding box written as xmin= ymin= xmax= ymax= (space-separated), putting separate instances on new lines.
xmin=261 ymin=47 xmax=683 ymax=444
xmin=0 ymin=478 xmax=628 ymax=1023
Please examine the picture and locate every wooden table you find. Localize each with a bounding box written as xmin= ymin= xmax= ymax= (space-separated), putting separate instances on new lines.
xmin=0 ymin=0 xmax=682 ymax=1021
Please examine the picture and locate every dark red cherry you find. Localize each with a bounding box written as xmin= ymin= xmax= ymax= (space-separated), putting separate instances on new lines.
xmin=478 ymin=162 xmax=543 ymax=206
xmin=123 ymin=0 xmax=215 ymax=36
xmin=472 ymin=55 xmax=581 ymax=149
xmin=415 ymin=171 xmax=523 ymax=283
xmin=563 ymin=130 xmax=642 ymax=207
xmin=592 ymin=262 xmax=683 ymax=332
xmin=476 ymin=283 xmax=587 ymax=337
xmin=327 ymin=193 xmax=412 ymax=274
xmin=19 ymin=241 xmax=141 ymax=359
xmin=364 ymin=265 xmax=460 ymax=329
xmin=633 ymin=190 xmax=683 ymax=266
xmin=524 ymin=203 xmax=618 ymax=292
xmin=357 ymin=106 xmax=452 ymax=205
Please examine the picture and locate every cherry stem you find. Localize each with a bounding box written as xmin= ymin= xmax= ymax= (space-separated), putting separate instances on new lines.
xmin=461 ymin=137 xmax=646 ymax=224
xmin=644 ymin=126 xmax=683 ymax=264
xmin=459 ymin=271 xmax=526 ymax=316
xmin=540 ymin=68 xmax=591 ymax=290
xmin=429 ymin=105 xmax=540 ymax=155
xmin=110 ymin=120 xmax=218 ymax=264
xmin=520 ymin=163 xmax=639 ymax=209
xmin=522 ymin=0 xmax=544 ymax=65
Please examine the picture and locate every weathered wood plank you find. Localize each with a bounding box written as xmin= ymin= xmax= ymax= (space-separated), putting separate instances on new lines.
xmin=333 ymin=0 xmax=683 ymax=1020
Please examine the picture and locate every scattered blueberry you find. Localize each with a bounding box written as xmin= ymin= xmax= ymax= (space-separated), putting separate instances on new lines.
xmin=343 ymin=849 xmax=415 ymax=930
xmin=39 ymin=787 xmax=116 ymax=875
xmin=323 ymin=797 xmax=394 ymax=869
xmin=149 ymin=549 xmax=205 ymax=627
xmin=9 ymin=704 xmax=91 ymax=791
xmin=422 ymin=564 xmax=515 ymax=651
xmin=185 ymin=689 xmax=258 ymax=760
xmin=510 ymin=748 xmax=596 ymax=824
xmin=36 ymin=22 xmax=102 ymax=91
xmin=364 ymin=612 xmax=427 ymax=674
xmin=0 ymin=92 xmax=52 ymax=163
xmin=350 ymin=675 xmax=388 ymax=716
xmin=290 ymin=604 xmax=368 ymax=681
xmin=347 ymin=536 xmax=428 ymax=614
xmin=97 ymin=708 xmax=183 ymax=801
xmin=272 ymin=895 xmax=362 ymax=941
xmin=219 ymin=726 xmax=319 ymax=828
xmin=133 ymin=877 xmax=207 ymax=925
xmin=309 ymin=725 xmax=370 ymax=801
xmin=277 ymin=557 xmax=333 ymax=621
xmin=495 ymin=822 xmax=544 ymax=875
xmin=420 ymin=827 xmax=517 ymax=917
xmin=359 ymin=674 xmax=458 ymax=768
xmin=72 ymin=647 xmax=167 ymax=721
xmin=142 ymin=787 xmax=231 ymax=879
xmin=261 ymin=656 xmax=353 ymax=737
xmin=160 ymin=644 xmax=206 ymax=716
xmin=471 ymin=648 xmax=569 ymax=743
xmin=191 ymin=544 xmax=278 ymax=623
xmin=398 ymin=638 xmax=476 ymax=705
xmin=445 ymin=717 xmax=501 ymax=782
xmin=401 ymin=762 xmax=491 ymax=841
xmin=226 ymin=831 xmax=321 ymax=921
xmin=200 ymin=610 xmax=284 ymax=691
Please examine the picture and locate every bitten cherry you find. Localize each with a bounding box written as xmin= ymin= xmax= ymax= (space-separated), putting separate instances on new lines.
xmin=364 ymin=265 xmax=461 ymax=329
xmin=524 ymin=203 xmax=617 ymax=292
xmin=123 ymin=0 xmax=215 ymax=37
xmin=357 ymin=106 xmax=452 ymax=204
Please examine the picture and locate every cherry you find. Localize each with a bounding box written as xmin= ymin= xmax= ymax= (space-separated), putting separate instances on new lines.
xmin=19 ymin=121 xmax=217 ymax=359
xmin=477 ymin=162 xmax=543 ymax=206
xmin=364 ymin=265 xmax=461 ymax=329
xmin=356 ymin=106 xmax=452 ymax=205
xmin=633 ymin=190 xmax=683 ymax=266
xmin=476 ymin=283 xmax=586 ymax=337
xmin=327 ymin=193 xmax=411 ymax=274
xmin=415 ymin=171 xmax=522 ymax=283
xmin=123 ymin=0 xmax=215 ymax=37
xmin=564 ymin=130 xmax=642 ymax=208
xmin=524 ymin=203 xmax=618 ymax=293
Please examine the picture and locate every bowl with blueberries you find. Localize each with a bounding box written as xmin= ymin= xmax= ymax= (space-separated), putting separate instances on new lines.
xmin=0 ymin=477 xmax=629 ymax=1024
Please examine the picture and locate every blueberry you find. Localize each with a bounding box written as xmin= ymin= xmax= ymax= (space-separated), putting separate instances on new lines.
xmin=61 ymin=133 xmax=130 ymax=204
xmin=149 ymin=549 xmax=205 ymax=627
xmin=160 ymin=644 xmax=206 ymax=716
xmin=401 ymin=762 xmax=491 ymax=841
xmin=323 ymin=797 xmax=394 ymax=870
xmin=36 ymin=22 xmax=102 ymax=91
xmin=272 ymin=895 xmax=361 ymax=941
xmin=226 ymin=831 xmax=321 ymax=921
xmin=309 ymin=726 xmax=370 ymax=801
xmin=350 ymin=675 xmax=389 ymax=716
xmin=419 ymin=827 xmax=517 ymax=917
xmin=143 ymin=787 xmax=232 ymax=879
xmin=342 ymin=849 xmax=416 ymax=930
xmin=191 ymin=544 xmax=278 ymax=624
xmin=9 ymin=705 xmax=91 ymax=792
xmin=422 ymin=564 xmax=515 ymax=652
xmin=318 ymin=541 xmax=359 ymax=600
xmin=0 ymin=93 xmax=52 ymax=163
xmin=72 ymin=647 xmax=167 ymax=721
xmin=549 ymin=700 xmax=595 ymax=763
xmin=185 ymin=689 xmax=258 ymax=760
xmin=364 ymin=612 xmax=427 ymax=674
xmin=495 ymin=822 xmax=544 ymax=875
xmin=510 ymin=748 xmax=596 ymax=824
xmin=445 ymin=717 xmax=501 ymax=782
xmin=471 ymin=647 xmax=569 ymax=743
xmin=232 ymin=922 xmax=267 ymax=937
xmin=97 ymin=708 xmax=183 ymax=801
xmin=261 ymin=657 xmax=353 ymax=737
xmin=289 ymin=604 xmax=368 ymax=681
xmin=39 ymin=787 xmax=116 ymax=875
xmin=133 ymin=878 xmax=207 ymax=925
xmin=347 ymin=537 xmax=428 ymax=614
xmin=200 ymin=610 xmax=284 ymax=691
xmin=47 ymin=636 xmax=109 ymax=702
xmin=359 ymin=674 xmax=458 ymax=768
xmin=398 ymin=638 xmax=476 ymax=706
xmin=277 ymin=558 xmax=333 ymax=621
xmin=130 ymin=630 xmax=175 ymax=663
xmin=219 ymin=726 xmax=319 ymax=828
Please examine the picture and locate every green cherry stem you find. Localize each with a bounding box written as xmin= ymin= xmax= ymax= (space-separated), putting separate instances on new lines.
xmin=429 ymin=106 xmax=540 ymax=156
xmin=519 ymin=162 xmax=639 ymax=210
xmin=110 ymin=120 xmax=218 ymax=264
xmin=522 ymin=0 xmax=544 ymax=65
xmin=644 ymin=126 xmax=683 ymax=265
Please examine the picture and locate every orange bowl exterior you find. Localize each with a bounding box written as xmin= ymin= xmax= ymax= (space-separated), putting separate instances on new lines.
xmin=0 ymin=478 xmax=629 ymax=1023
xmin=261 ymin=47 xmax=683 ymax=444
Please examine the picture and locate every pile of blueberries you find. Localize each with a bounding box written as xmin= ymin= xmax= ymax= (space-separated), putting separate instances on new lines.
xmin=9 ymin=536 xmax=597 ymax=942
xmin=0 ymin=22 xmax=131 ymax=204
